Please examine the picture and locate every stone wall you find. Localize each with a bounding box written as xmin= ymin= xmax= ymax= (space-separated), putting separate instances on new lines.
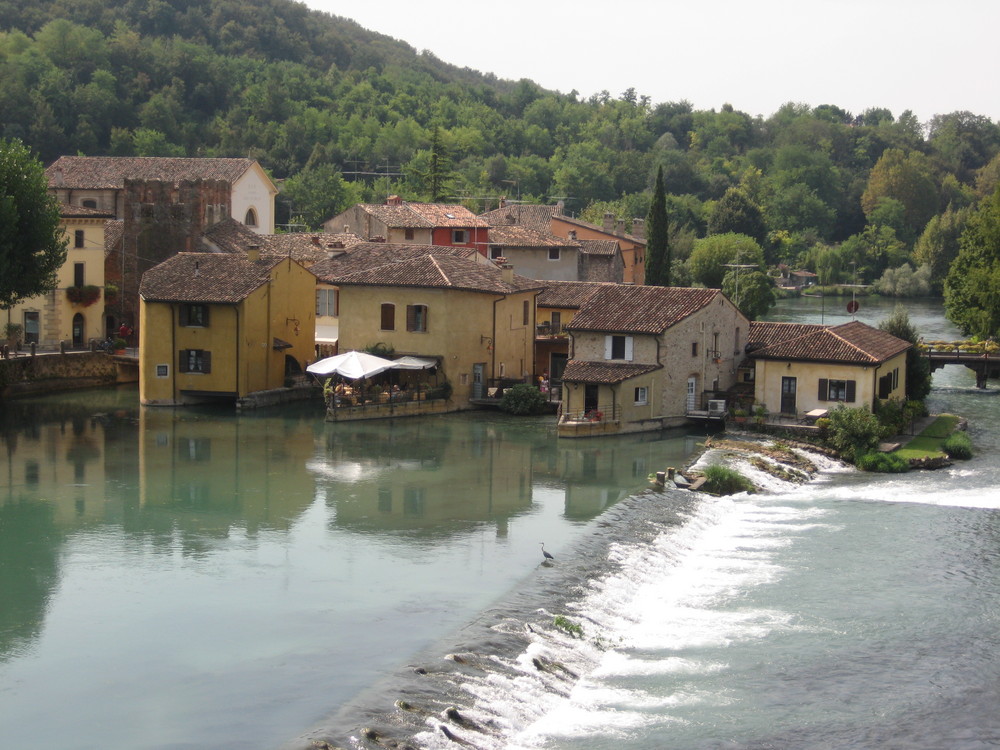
xmin=0 ymin=352 xmax=135 ymax=399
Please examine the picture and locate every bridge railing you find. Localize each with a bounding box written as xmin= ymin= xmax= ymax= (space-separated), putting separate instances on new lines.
xmin=918 ymin=340 xmax=999 ymax=355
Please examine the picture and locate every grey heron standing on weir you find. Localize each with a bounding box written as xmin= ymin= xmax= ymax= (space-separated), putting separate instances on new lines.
xmin=540 ymin=542 xmax=554 ymax=561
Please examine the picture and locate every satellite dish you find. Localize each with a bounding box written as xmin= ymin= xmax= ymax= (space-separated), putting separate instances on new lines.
xmin=847 ymin=300 xmax=860 ymax=314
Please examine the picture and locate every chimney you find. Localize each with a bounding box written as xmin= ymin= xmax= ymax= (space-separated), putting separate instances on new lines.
xmin=499 ymin=196 xmax=506 ymax=208
xmin=632 ymin=218 xmax=645 ymax=239
xmin=500 ymin=263 xmax=514 ymax=284
xmin=311 ymin=236 xmax=321 ymax=246
xmin=555 ymin=200 xmax=565 ymax=215
xmin=568 ymin=230 xmax=577 ymax=241
xmin=616 ymin=219 xmax=626 ymax=236
xmin=387 ymin=195 xmax=403 ymax=206
xmin=344 ymin=224 xmax=350 ymax=233
xmin=603 ymin=212 xmax=615 ymax=233
xmin=53 ymin=166 xmax=65 ymax=188
xmin=194 ymin=260 xmax=200 ymax=277
xmin=247 ymin=244 xmax=260 ymax=262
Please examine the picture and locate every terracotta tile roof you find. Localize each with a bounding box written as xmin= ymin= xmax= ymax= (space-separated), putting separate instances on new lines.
xmin=537 ymin=280 xmax=614 ymax=309
xmin=59 ymin=202 xmax=114 ymax=219
xmin=555 ymin=214 xmax=646 ymax=246
xmin=309 ymin=242 xmax=476 ymax=282
xmin=139 ymin=252 xmax=283 ymax=303
xmin=104 ymin=220 xmax=124 ymax=254
xmin=331 ymin=253 xmax=544 ymax=295
xmin=579 ymin=239 xmax=619 ymax=256
xmin=562 ymin=360 xmax=661 ymax=384
xmin=480 ymin=204 xmax=560 ymax=233
xmin=748 ymin=321 xmax=826 ymax=347
xmin=405 ymin=202 xmax=487 ymax=227
xmin=200 ymin=219 xmax=363 ymax=264
xmin=46 ymin=156 xmax=259 ymax=189
xmin=487 ymin=224 xmax=579 ymax=248
xmin=748 ymin=320 xmax=910 ymax=364
xmin=568 ymin=285 xmax=719 ymax=334
xmin=355 ymin=201 xmax=486 ymax=229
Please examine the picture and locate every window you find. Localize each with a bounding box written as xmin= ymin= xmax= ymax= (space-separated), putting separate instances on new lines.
xmin=179 ymin=349 xmax=211 ymax=373
xmin=81 ymin=199 xmax=97 ymax=209
xmin=380 ymin=303 xmax=395 ymax=330
xmin=74 ymin=262 xmax=85 ymax=287
xmin=550 ymin=311 xmax=561 ymax=333
xmin=634 ymin=386 xmax=648 ymax=405
xmin=180 ymin=304 xmax=209 ymax=327
xmin=452 ymin=230 xmax=468 ymax=244
xmin=316 ymin=289 xmax=338 ymax=317
xmin=605 ymin=335 xmax=633 ymax=361
xmin=548 ymin=247 xmax=560 ymax=261
xmin=735 ymin=326 xmax=742 ymax=355
xmin=404 ymin=228 xmax=414 ymax=240
xmin=406 ymin=304 xmax=428 ymax=332
xmin=819 ymin=378 xmax=855 ymax=402
xmin=523 ymin=300 xmax=530 ymax=326
xmin=74 ymin=230 xmax=85 ymax=248
xmin=489 ymin=245 xmax=503 ymax=260
xmin=691 ymin=341 xmax=698 ymax=357
xmin=244 ymin=208 xmax=258 ymax=227
xmin=156 ymin=364 xmax=170 ymax=378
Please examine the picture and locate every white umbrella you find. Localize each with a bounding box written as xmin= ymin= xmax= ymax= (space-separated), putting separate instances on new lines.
xmin=306 ymin=350 xmax=397 ymax=380
xmin=392 ymin=356 xmax=437 ymax=370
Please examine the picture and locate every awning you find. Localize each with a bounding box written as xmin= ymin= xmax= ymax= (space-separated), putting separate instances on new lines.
xmin=272 ymin=337 xmax=293 ymax=351
xmin=306 ymin=350 xmax=397 ymax=380
xmin=392 ymin=356 xmax=438 ymax=370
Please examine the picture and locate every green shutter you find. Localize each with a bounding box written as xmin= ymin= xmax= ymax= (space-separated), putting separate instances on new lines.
xmin=846 ymin=380 xmax=856 ymax=402
xmin=818 ymin=378 xmax=828 ymax=401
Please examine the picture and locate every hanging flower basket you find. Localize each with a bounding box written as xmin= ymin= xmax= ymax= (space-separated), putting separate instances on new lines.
xmin=104 ymin=284 xmax=119 ymax=306
xmin=66 ymin=284 xmax=102 ymax=307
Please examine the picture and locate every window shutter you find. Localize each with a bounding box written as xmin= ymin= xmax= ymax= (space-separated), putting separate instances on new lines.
xmin=201 ymin=306 xmax=209 ymax=327
xmin=406 ymin=305 xmax=416 ymax=332
xmin=625 ymin=336 xmax=634 ymax=361
xmin=604 ymin=336 xmax=613 ymax=360
xmin=179 ymin=350 xmax=189 ymax=373
xmin=202 ymin=351 xmax=211 ymax=374
xmin=423 ymin=305 xmax=428 ymax=332
xmin=179 ymin=306 xmax=189 ymax=327
xmin=315 ymin=290 xmax=322 ymax=315
xmin=846 ymin=380 xmax=856 ymax=403
xmin=818 ymin=378 xmax=828 ymax=401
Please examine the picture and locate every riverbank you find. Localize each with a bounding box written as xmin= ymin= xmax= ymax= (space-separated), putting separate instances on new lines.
xmin=0 ymin=349 xmax=137 ymax=398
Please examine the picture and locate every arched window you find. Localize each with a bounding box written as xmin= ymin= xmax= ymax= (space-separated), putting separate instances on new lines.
xmin=244 ymin=208 xmax=258 ymax=227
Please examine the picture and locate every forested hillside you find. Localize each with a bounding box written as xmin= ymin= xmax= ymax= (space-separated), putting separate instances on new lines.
xmin=3 ymin=0 xmax=1000 ymax=304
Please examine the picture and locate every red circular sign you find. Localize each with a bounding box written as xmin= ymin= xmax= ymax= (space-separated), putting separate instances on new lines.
xmin=847 ymin=300 xmax=860 ymax=314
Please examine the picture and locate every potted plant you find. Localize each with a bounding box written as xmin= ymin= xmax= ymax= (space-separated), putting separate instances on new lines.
xmin=104 ymin=283 xmax=119 ymax=306
xmin=66 ymin=284 xmax=102 ymax=307
xmin=731 ymin=407 xmax=747 ymax=424
xmin=112 ymin=337 xmax=127 ymax=354
xmin=4 ymin=322 xmax=23 ymax=351
xmin=754 ymin=404 xmax=769 ymax=424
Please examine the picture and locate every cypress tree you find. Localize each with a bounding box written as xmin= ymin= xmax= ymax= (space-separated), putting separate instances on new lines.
xmin=645 ymin=166 xmax=670 ymax=286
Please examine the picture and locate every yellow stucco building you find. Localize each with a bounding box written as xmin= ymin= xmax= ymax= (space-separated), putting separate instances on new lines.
xmin=4 ymin=204 xmax=113 ymax=350
xmin=327 ymin=255 xmax=543 ymax=406
xmin=138 ymin=250 xmax=316 ymax=405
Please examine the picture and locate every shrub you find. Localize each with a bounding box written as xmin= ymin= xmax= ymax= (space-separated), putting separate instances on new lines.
xmin=942 ymin=431 xmax=973 ymax=459
xmin=825 ymin=406 xmax=887 ymax=462
xmin=855 ymin=452 xmax=910 ymax=473
xmin=499 ymin=383 xmax=547 ymax=415
xmin=701 ymin=464 xmax=754 ymax=495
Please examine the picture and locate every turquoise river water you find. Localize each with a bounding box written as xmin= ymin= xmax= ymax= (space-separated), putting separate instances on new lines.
xmin=2 ymin=296 xmax=999 ymax=750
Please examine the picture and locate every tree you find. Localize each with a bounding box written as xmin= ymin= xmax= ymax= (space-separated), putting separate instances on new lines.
xmin=707 ymin=187 xmax=766 ymax=245
xmin=944 ymin=188 xmax=1000 ymax=338
xmin=280 ymin=163 xmax=362 ymax=230
xmin=644 ymin=166 xmax=670 ymax=285
xmin=722 ymin=268 xmax=775 ymax=320
xmin=913 ymin=204 xmax=971 ymax=293
xmin=861 ymin=149 xmax=939 ymax=240
xmin=878 ymin=304 xmax=932 ymax=402
xmin=0 ymin=138 xmax=67 ymax=308
xmin=687 ymin=233 xmax=765 ymax=289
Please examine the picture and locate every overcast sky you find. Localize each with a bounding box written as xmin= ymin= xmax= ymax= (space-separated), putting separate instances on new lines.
xmin=304 ymin=0 xmax=999 ymax=126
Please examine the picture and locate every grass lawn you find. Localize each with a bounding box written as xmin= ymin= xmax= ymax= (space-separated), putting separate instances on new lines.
xmin=893 ymin=414 xmax=960 ymax=461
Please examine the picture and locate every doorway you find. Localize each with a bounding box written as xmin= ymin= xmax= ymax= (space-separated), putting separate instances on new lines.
xmin=72 ymin=313 xmax=85 ymax=348
xmin=472 ymin=363 xmax=485 ymax=399
xmin=781 ymin=376 xmax=797 ymax=414
xmin=686 ymin=376 xmax=697 ymax=412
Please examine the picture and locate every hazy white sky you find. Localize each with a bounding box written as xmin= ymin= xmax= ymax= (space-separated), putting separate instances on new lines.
xmin=304 ymin=0 xmax=999 ymax=125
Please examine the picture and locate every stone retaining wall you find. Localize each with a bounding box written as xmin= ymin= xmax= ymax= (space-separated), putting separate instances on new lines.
xmin=0 ymin=352 xmax=135 ymax=399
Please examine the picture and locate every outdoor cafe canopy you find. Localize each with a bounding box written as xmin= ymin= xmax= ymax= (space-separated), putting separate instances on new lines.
xmin=305 ymin=351 xmax=397 ymax=380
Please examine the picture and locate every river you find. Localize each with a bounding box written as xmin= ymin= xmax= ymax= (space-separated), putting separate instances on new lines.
xmin=2 ymin=296 xmax=999 ymax=750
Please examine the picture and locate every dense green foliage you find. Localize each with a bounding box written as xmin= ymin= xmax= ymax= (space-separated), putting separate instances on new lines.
xmin=499 ymin=383 xmax=548 ymax=415
xmin=942 ymin=431 xmax=973 ymax=459
xmin=2 ymin=0 xmax=999 ymax=301
xmin=644 ymin=166 xmax=670 ymax=285
xmin=0 ymin=138 xmax=66 ymax=307
xmin=701 ymin=465 xmax=755 ymax=495
xmin=855 ymin=452 xmax=910 ymax=473
xmin=944 ymin=188 xmax=1000 ymax=338
xmin=825 ymin=405 xmax=887 ymax=463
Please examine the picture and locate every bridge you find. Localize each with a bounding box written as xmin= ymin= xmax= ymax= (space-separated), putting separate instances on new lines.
xmin=921 ymin=341 xmax=1000 ymax=388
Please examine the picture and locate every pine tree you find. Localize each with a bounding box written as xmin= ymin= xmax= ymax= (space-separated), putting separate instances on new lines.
xmin=644 ymin=166 xmax=670 ymax=286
